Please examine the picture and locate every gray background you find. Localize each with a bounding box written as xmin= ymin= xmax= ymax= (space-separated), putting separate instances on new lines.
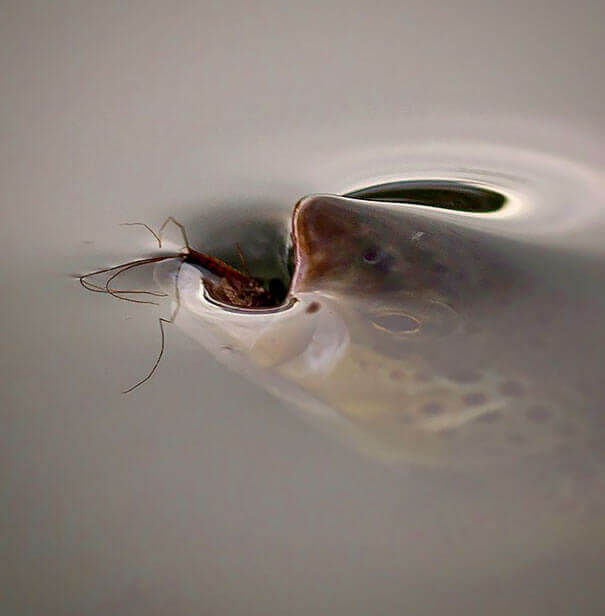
xmin=2 ymin=2 xmax=605 ymax=614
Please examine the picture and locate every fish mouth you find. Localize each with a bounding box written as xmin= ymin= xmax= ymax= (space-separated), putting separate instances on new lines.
xmin=174 ymin=194 xmax=356 ymax=312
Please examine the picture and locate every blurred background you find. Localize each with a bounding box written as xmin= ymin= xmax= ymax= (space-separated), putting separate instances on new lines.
xmin=2 ymin=2 xmax=604 ymax=614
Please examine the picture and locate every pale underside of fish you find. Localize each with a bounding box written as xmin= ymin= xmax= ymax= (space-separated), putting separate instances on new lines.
xmin=155 ymin=195 xmax=604 ymax=477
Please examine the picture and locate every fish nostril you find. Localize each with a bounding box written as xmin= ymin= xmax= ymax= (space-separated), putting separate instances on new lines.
xmin=371 ymin=311 xmax=421 ymax=334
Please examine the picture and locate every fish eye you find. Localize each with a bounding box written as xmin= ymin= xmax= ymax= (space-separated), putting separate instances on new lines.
xmin=362 ymin=245 xmax=394 ymax=274
xmin=362 ymin=245 xmax=385 ymax=265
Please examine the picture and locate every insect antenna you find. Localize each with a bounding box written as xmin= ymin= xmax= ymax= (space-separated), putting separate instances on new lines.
xmin=104 ymin=256 xmax=176 ymax=304
xmin=80 ymin=256 xmax=177 ymax=304
xmin=81 ymin=217 xmax=193 ymax=392
xmin=122 ymin=260 xmax=184 ymax=393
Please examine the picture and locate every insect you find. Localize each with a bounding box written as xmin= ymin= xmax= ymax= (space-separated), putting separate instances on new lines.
xmin=80 ymin=217 xmax=277 ymax=392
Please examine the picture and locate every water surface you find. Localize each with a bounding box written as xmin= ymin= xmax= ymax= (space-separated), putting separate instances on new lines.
xmin=3 ymin=2 xmax=605 ymax=614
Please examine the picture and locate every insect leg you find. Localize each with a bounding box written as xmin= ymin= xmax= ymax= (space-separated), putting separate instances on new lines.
xmin=158 ymin=216 xmax=192 ymax=253
xmin=104 ymin=256 xmax=174 ymax=305
xmin=119 ymin=222 xmax=162 ymax=247
xmin=122 ymin=317 xmax=172 ymax=393
xmin=121 ymin=260 xmax=184 ymax=393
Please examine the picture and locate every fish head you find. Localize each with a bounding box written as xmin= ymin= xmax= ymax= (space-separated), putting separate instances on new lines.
xmin=155 ymin=195 xmax=597 ymax=478
xmin=290 ymin=194 xmax=519 ymax=350
xmin=290 ymin=194 xmax=505 ymax=309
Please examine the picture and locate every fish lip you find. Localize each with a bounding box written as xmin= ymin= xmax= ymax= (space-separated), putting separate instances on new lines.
xmin=203 ymin=288 xmax=298 ymax=314
xmin=289 ymin=193 xmax=341 ymax=295
xmin=289 ymin=195 xmax=311 ymax=294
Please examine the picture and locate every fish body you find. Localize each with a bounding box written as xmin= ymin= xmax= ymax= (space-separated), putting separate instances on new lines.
xmin=156 ymin=195 xmax=604 ymax=472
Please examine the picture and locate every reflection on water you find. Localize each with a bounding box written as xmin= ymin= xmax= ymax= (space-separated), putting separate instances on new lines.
xmin=150 ymin=173 xmax=605 ymax=566
xmin=346 ymin=179 xmax=506 ymax=212
xmin=330 ymin=141 xmax=605 ymax=250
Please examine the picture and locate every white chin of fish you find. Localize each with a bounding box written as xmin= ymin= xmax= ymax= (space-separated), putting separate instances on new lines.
xmin=153 ymin=260 xmax=352 ymax=423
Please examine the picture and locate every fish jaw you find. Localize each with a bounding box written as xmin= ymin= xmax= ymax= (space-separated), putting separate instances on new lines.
xmin=155 ymin=260 xmax=350 ymax=374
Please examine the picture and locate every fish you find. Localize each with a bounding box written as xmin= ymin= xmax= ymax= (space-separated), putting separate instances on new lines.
xmin=155 ymin=194 xmax=605 ymax=478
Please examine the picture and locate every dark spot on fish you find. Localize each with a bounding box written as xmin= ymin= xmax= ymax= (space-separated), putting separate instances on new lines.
xmin=466 ymin=323 xmax=481 ymax=335
xmin=306 ymin=301 xmax=321 ymax=314
xmin=441 ymin=429 xmax=457 ymax=439
xmin=389 ymin=369 xmax=405 ymax=381
xmin=415 ymin=372 xmax=430 ymax=382
xmin=535 ymin=310 xmax=554 ymax=326
xmin=421 ymin=402 xmax=444 ymax=415
xmin=424 ymin=349 xmax=440 ymax=362
xmin=555 ymin=422 xmax=576 ymax=437
xmin=463 ymin=392 xmax=487 ymax=406
xmin=474 ymin=410 xmax=502 ymax=423
xmin=585 ymin=437 xmax=603 ymax=452
xmin=447 ymin=369 xmax=481 ymax=384
xmin=499 ymin=380 xmax=524 ymax=397
xmin=478 ymin=278 xmax=495 ymax=291
xmin=529 ymin=335 xmax=546 ymax=349
xmin=431 ymin=262 xmax=449 ymax=274
xmin=554 ymin=443 xmax=574 ymax=457
xmin=509 ymin=433 xmax=527 ymax=445
xmin=526 ymin=405 xmax=551 ymax=423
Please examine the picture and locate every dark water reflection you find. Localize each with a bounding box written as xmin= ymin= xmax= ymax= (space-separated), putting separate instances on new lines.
xmin=346 ymin=179 xmax=506 ymax=212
